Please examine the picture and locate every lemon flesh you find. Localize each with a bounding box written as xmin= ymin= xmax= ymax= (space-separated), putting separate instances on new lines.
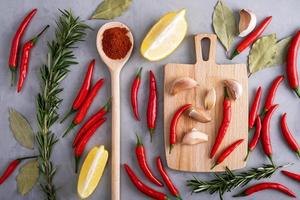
xmin=77 ymin=145 xmax=108 ymax=199
xmin=141 ymin=9 xmax=188 ymax=61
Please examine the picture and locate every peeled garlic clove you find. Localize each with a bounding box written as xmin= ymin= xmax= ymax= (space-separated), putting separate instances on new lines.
xmin=204 ymin=88 xmax=216 ymax=110
xmin=239 ymin=9 xmax=257 ymax=37
xmin=182 ymin=128 xmax=208 ymax=145
xmin=224 ymin=79 xmax=243 ymax=100
xmin=169 ymin=77 xmax=198 ymax=95
xmin=187 ymin=106 xmax=211 ymax=123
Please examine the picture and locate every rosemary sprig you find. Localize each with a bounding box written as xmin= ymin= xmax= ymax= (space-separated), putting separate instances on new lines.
xmin=36 ymin=10 xmax=89 ymax=200
xmin=187 ymin=164 xmax=284 ymax=200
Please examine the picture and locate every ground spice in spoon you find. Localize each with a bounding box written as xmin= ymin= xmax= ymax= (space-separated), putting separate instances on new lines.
xmin=102 ymin=27 xmax=132 ymax=60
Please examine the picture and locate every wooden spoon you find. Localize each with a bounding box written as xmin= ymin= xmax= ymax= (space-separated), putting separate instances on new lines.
xmin=96 ymin=22 xmax=133 ymax=200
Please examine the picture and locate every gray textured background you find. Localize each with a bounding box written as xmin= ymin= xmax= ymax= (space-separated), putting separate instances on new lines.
xmin=1 ymin=0 xmax=300 ymax=199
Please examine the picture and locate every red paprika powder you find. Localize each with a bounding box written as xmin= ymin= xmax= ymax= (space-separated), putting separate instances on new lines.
xmin=102 ymin=27 xmax=132 ymax=60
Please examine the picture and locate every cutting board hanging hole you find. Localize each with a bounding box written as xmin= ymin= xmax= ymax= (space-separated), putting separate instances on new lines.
xmin=195 ymin=34 xmax=217 ymax=64
xmin=201 ymin=38 xmax=210 ymax=61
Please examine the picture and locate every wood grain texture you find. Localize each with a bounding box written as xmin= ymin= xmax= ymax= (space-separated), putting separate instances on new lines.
xmin=164 ymin=34 xmax=248 ymax=172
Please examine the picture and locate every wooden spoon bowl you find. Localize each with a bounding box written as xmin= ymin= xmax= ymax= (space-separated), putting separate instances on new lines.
xmin=96 ymin=22 xmax=134 ymax=200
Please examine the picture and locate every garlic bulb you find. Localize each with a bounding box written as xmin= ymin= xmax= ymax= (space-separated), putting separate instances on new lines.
xmin=169 ymin=77 xmax=198 ymax=95
xmin=239 ymin=9 xmax=257 ymax=37
xmin=204 ymin=88 xmax=216 ymax=110
xmin=182 ymin=128 xmax=208 ymax=145
xmin=224 ymin=79 xmax=243 ymax=100
xmin=186 ymin=106 xmax=211 ymax=123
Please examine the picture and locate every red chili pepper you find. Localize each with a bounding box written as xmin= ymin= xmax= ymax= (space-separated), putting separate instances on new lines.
xmin=135 ymin=135 xmax=163 ymax=187
xmin=63 ymin=78 xmax=104 ymax=137
xmin=61 ymin=59 xmax=96 ymax=123
xmin=211 ymin=139 xmax=244 ymax=169
xmin=231 ymin=16 xmax=272 ymax=59
xmin=147 ymin=71 xmax=158 ymax=142
xmin=156 ymin=156 xmax=182 ymax=199
xmin=9 ymin=9 xmax=37 ymax=86
xmin=17 ymin=25 xmax=49 ymax=93
xmin=287 ymin=30 xmax=300 ymax=98
xmin=261 ymin=104 xmax=278 ymax=165
xmin=280 ymin=113 xmax=300 ymax=157
xmin=131 ymin=67 xmax=142 ymax=121
xmin=123 ymin=164 xmax=170 ymax=200
xmin=282 ymin=170 xmax=300 ymax=182
xmin=74 ymin=118 xmax=106 ymax=173
xmin=233 ymin=182 xmax=296 ymax=198
xmin=169 ymin=103 xmax=192 ymax=154
xmin=72 ymin=98 xmax=111 ymax=147
xmin=245 ymin=116 xmax=262 ymax=161
xmin=249 ymin=86 xmax=262 ymax=129
xmin=210 ymin=87 xmax=231 ymax=158
xmin=0 ymin=155 xmax=37 ymax=185
xmin=263 ymin=75 xmax=284 ymax=113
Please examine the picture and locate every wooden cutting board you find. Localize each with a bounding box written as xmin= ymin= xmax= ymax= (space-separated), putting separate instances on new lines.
xmin=164 ymin=33 xmax=248 ymax=172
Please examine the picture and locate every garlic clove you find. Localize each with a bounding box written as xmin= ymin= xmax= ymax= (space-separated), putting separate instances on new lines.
xmin=204 ymin=88 xmax=216 ymax=110
xmin=224 ymin=79 xmax=243 ymax=100
xmin=186 ymin=106 xmax=211 ymax=123
xmin=239 ymin=9 xmax=257 ymax=37
xmin=169 ymin=77 xmax=198 ymax=95
xmin=182 ymin=128 xmax=208 ymax=145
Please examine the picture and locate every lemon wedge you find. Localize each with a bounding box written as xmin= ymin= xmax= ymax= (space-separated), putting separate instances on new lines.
xmin=77 ymin=145 xmax=108 ymax=199
xmin=140 ymin=9 xmax=188 ymax=61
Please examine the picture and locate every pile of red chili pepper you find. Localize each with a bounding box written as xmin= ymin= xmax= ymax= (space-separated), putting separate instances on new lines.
xmin=8 ymin=8 xmax=49 ymax=91
xmin=58 ymin=59 xmax=111 ymax=172
xmin=124 ymin=135 xmax=181 ymax=200
xmin=130 ymin=69 xmax=158 ymax=142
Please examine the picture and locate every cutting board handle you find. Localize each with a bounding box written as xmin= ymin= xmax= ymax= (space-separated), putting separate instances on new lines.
xmin=195 ymin=34 xmax=217 ymax=65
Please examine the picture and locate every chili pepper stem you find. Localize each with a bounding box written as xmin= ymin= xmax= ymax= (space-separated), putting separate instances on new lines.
xmin=268 ymin=156 xmax=275 ymax=167
xmin=75 ymin=156 xmax=81 ymax=173
xmin=294 ymin=88 xmax=300 ymax=98
xmin=232 ymin=192 xmax=246 ymax=197
xmin=136 ymin=134 xmax=143 ymax=146
xmin=296 ymin=150 xmax=300 ymax=158
xmin=230 ymin=50 xmax=239 ymax=60
xmin=10 ymin=68 xmax=16 ymax=87
xmin=60 ymin=109 xmax=76 ymax=123
xmin=104 ymin=97 xmax=112 ymax=112
xmin=244 ymin=149 xmax=251 ymax=161
xmin=31 ymin=25 xmax=50 ymax=44
xmin=62 ymin=123 xmax=76 ymax=137
xmin=176 ymin=195 xmax=183 ymax=200
xmin=18 ymin=155 xmax=38 ymax=161
xmin=211 ymin=163 xmax=218 ymax=170
xmin=149 ymin=129 xmax=154 ymax=142
xmin=169 ymin=144 xmax=174 ymax=154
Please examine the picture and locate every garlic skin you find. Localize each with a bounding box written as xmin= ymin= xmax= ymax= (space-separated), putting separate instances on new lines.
xmin=169 ymin=77 xmax=198 ymax=95
xmin=182 ymin=128 xmax=208 ymax=145
xmin=204 ymin=88 xmax=216 ymax=110
xmin=239 ymin=9 xmax=257 ymax=37
xmin=224 ymin=79 xmax=243 ymax=100
xmin=186 ymin=106 xmax=211 ymax=123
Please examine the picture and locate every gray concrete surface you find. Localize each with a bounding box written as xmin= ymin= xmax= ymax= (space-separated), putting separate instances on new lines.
xmin=0 ymin=0 xmax=300 ymax=199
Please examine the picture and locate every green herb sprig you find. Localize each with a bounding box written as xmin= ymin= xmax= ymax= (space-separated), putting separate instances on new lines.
xmin=36 ymin=10 xmax=89 ymax=200
xmin=187 ymin=164 xmax=284 ymax=200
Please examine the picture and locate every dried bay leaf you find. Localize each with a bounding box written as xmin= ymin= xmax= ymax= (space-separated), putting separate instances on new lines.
xmin=271 ymin=36 xmax=292 ymax=66
xmin=213 ymin=0 xmax=237 ymax=51
xmin=248 ymin=34 xmax=277 ymax=74
xmin=91 ymin=0 xmax=132 ymax=20
xmin=9 ymin=108 xmax=34 ymax=149
xmin=16 ymin=159 xmax=39 ymax=195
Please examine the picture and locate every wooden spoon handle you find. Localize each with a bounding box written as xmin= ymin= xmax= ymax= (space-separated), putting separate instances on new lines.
xmin=111 ymin=70 xmax=121 ymax=200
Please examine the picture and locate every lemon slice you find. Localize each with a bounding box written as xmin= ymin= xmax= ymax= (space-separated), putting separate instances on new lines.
xmin=77 ymin=145 xmax=108 ymax=199
xmin=141 ymin=9 xmax=188 ymax=61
